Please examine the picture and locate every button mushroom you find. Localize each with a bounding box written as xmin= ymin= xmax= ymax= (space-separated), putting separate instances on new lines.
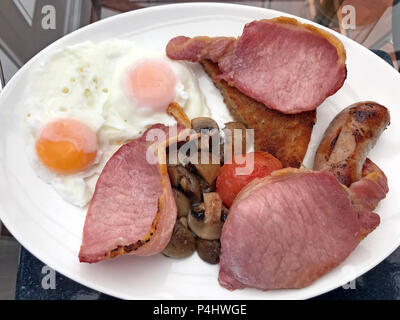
xmin=221 ymin=205 xmax=229 ymax=222
xmin=188 ymin=192 xmax=223 ymax=240
xmin=191 ymin=117 xmax=219 ymax=132
xmin=192 ymin=202 xmax=205 ymax=219
xmin=179 ymin=216 xmax=188 ymax=228
xmin=191 ymin=117 xmax=221 ymax=152
xmin=198 ymin=175 xmax=216 ymax=193
xmin=162 ymin=220 xmax=196 ymax=259
xmin=191 ymin=151 xmax=221 ymax=185
xmin=172 ymin=188 xmax=191 ymax=218
xmin=167 ymin=165 xmax=201 ymax=203
xmin=196 ymin=238 xmax=221 ymax=264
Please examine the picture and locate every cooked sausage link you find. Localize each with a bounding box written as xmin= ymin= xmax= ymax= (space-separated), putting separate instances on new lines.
xmin=313 ymin=101 xmax=390 ymax=186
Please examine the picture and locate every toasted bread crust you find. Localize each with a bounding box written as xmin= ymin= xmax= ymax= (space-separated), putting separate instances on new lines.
xmin=200 ymin=60 xmax=316 ymax=168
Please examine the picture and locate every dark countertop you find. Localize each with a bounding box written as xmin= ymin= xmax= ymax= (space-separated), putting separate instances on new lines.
xmin=15 ymin=244 xmax=400 ymax=300
xmin=15 ymin=50 xmax=400 ymax=300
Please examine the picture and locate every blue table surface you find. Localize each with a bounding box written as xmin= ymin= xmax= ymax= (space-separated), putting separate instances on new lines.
xmin=15 ymin=50 xmax=400 ymax=300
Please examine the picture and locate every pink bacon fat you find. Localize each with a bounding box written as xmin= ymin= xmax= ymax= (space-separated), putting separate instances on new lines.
xmin=166 ymin=17 xmax=347 ymax=114
xmin=79 ymin=124 xmax=185 ymax=263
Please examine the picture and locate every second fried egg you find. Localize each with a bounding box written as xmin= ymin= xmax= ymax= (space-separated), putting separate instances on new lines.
xmin=25 ymin=39 xmax=209 ymax=206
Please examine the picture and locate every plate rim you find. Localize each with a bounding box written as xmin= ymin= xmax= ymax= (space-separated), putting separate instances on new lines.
xmin=1 ymin=2 xmax=399 ymax=300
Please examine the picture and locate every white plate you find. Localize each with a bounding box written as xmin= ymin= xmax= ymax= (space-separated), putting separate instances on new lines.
xmin=1 ymin=3 xmax=400 ymax=300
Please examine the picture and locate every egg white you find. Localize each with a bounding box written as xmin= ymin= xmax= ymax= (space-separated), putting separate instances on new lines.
xmin=24 ymin=39 xmax=210 ymax=207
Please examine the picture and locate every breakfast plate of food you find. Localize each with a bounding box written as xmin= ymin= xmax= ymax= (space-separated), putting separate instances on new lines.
xmin=0 ymin=3 xmax=399 ymax=300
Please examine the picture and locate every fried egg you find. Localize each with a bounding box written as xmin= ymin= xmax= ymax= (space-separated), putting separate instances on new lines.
xmin=25 ymin=39 xmax=209 ymax=206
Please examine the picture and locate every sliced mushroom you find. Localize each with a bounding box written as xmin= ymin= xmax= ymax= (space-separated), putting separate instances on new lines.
xmin=191 ymin=151 xmax=221 ymax=185
xmin=188 ymin=192 xmax=223 ymax=240
xmin=172 ymin=188 xmax=191 ymax=218
xmin=221 ymin=205 xmax=229 ymax=222
xmin=198 ymin=175 xmax=216 ymax=193
xmin=176 ymin=139 xmax=199 ymax=165
xmin=192 ymin=202 xmax=205 ymax=217
xmin=167 ymin=165 xmax=201 ymax=203
xmin=192 ymin=118 xmax=221 ymax=153
xmin=196 ymin=238 xmax=221 ymax=264
xmin=162 ymin=220 xmax=196 ymax=259
xmin=191 ymin=117 xmax=219 ymax=132
xmin=179 ymin=216 xmax=188 ymax=228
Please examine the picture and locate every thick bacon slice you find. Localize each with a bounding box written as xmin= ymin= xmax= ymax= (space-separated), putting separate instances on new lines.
xmin=166 ymin=36 xmax=235 ymax=63
xmin=167 ymin=17 xmax=347 ymax=114
xmin=218 ymin=168 xmax=379 ymax=290
xmin=79 ymin=124 xmax=183 ymax=263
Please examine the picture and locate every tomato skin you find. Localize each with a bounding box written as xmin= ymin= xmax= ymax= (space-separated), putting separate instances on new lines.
xmin=216 ymin=151 xmax=283 ymax=208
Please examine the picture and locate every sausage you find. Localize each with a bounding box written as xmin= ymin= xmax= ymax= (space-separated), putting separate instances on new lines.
xmin=313 ymin=102 xmax=390 ymax=186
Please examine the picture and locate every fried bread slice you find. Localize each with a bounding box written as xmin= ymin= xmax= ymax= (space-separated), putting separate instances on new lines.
xmin=200 ymin=59 xmax=316 ymax=168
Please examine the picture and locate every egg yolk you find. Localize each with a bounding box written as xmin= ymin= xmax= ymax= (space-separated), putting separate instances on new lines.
xmin=127 ymin=59 xmax=177 ymax=112
xmin=35 ymin=119 xmax=98 ymax=174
